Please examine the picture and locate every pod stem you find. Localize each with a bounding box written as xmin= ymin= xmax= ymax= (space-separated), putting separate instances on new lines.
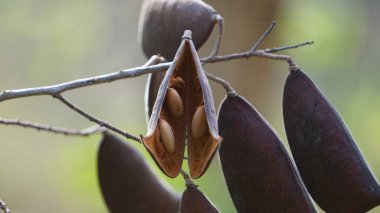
xmin=180 ymin=169 xmax=197 ymax=189
xmin=205 ymin=72 xmax=236 ymax=96
xmin=205 ymin=14 xmax=225 ymax=60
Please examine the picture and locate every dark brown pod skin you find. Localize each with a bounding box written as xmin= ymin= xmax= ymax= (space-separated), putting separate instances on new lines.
xmin=98 ymin=132 xmax=180 ymax=213
xmin=180 ymin=185 xmax=219 ymax=213
xmin=145 ymin=71 xmax=166 ymax=123
xmin=138 ymin=0 xmax=217 ymax=60
xmin=218 ymin=94 xmax=317 ymax=213
xmin=283 ymin=69 xmax=380 ymax=213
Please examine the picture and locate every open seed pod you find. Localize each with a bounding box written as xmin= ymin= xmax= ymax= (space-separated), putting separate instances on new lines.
xmin=138 ymin=0 xmax=218 ymax=60
xmin=180 ymin=185 xmax=219 ymax=213
xmin=283 ymin=69 xmax=380 ymax=212
xmin=98 ymin=132 xmax=180 ymax=213
xmin=142 ymin=31 xmax=222 ymax=179
xmin=218 ymin=94 xmax=317 ymax=213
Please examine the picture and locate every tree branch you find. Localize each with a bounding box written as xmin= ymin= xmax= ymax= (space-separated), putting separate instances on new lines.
xmin=0 ymin=198 xmax=10 ymax=213
xmin=54 ymin=94 xmax=141 ymax=143
xmin=0 ymin=42 xmax=313 ymax=103
xmin=0 ymin=118 xmax=104 ymax=136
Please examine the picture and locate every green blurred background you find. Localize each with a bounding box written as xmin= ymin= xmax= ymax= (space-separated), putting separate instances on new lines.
xmin=1 ymin=0 xmax=380 ymax=212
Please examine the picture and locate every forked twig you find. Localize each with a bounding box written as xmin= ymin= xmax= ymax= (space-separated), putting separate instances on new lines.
xmin=250 ymin=21 xmax=276 ymax=52
xmin=0 ymin=118 xmax=104 ymax=136
xmin=54 ymin=94 xmax=141 ymax=142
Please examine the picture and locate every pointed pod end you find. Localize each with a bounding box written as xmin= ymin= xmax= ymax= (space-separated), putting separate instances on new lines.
xmin=182 ymin=30 xmax=192 ymax=40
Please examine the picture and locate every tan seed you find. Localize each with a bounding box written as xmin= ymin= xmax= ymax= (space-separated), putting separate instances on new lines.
xmin=158 ymin=119 xmax=175 ymax=153
xmin=166 ymin=88 xmax=183 ymax=117
xmin=191 ymin=105 xmax=208 ymax=139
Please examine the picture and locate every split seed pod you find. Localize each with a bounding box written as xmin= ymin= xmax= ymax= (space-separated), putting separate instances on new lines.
xmin=142 ymin=31 xmax=221 ymax=179
xmin=283 ymin=70 xmax=380 ymax=212
xmin=138 ymin=0 xmax=218 ymax=60
xmin=180 ymin=185 xmax=220 ymax=213
xmin=98 ymin=132 xmax=180 ymax=213
xmin=140 ymin=0 xmax=219 ymax=123
xmin=218 ymin=94 xmax=317 ymax=213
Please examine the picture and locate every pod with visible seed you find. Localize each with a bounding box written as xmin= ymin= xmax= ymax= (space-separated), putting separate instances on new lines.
xmin=98 ymin=132 xmax=180 ymax=213
xmin=166 ymin=88 xmax=184 ymax=117
xmin=218 ymin=94 xmax=317 ymax=213
xmin=138 ymin=0 xmax=218 ymax=60
xmin=159 ymin=119 xmax=176 ymax=153
xmin=283 ymin=69 xmax=380 ymax=213
xmin=142 ymin=31 xmax=221 ymax=179
xmin=180 ymin=185 xmax=219 ymax=213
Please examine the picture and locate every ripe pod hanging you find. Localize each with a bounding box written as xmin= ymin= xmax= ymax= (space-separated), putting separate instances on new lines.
xmin=98 ymin=132 xmax=180 ymax=213
xmin=283 ymin=69 xmax=380 ymax=213
xmin=142 ymin=31 xmax=222 ymax=179
xmin=138 ymin=0 xmax=218 ymax=60
xmin=218 ymin=94 xmax=317 ymax=213
xmin=180 ymin=185 xmax=219 ymax=213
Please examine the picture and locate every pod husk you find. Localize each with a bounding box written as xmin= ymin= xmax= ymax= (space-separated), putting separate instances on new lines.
xmin=283 ymin=69 xmax=380 ymax=213
xmin=180 ymin=186 xmax=220 ymax=213
xmin=218 ymin=95 xmax=317 ymax=213
xmin=142 ymin=31 xmax=221 ymax=179
xmin=138 ymin=0 xmax=217 ymax=60
xmin=98 ymin=132 xmax=180 ymax=213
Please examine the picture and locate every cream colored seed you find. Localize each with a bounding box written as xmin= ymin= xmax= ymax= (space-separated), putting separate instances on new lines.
xmin=158 ymin=119 xmax=175 ymax=153
xmin=166 ymin=88 xmax=183 ymax=117
xmin=191 ymin=105 xmax=208 ymax=139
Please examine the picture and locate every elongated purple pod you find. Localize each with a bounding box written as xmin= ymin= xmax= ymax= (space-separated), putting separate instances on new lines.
xmin=180 ymin=185 xmax=220 ymax=213
xmin=98 ymin=132 xmax=180 ymax=213
xmin=283 ymin=69 xmax=380 ymax=213
xmin=218 ymin=94 xmax=317 ymax=213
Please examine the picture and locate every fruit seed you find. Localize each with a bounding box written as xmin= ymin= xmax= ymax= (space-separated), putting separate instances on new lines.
xmin=191 ymin=105 xmax=208 ymax=139
xmin=166 ymin=88 xmax=183 ymax=117
xmin=158 ymin=119 xmax=175 ymax=153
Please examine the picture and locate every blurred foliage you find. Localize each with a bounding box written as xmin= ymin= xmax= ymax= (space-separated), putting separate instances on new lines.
xmin=0 ymin=0 xmax=380 ymax=212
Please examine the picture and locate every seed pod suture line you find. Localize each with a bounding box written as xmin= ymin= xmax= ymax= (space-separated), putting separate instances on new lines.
xmin=218 ymin=94 xmax=317 ymax=213
xmin=98 ymin=132 xmax=180 ymax=213
xmin=142 ymin=31 xmax=222 ymax=179
xmin=283 ymin=69 xmax=380 ymax=213
xmin=180 ymin=185 xmax=220 ymax=213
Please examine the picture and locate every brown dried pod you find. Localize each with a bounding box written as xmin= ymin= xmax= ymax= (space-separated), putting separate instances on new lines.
xmin=180 ymin=185 xmax=220 ymax=213
xmin=283 ymin=69 xmax=380 ymax=213
xmin=138 ymin=0 xmax=218 ymax=60
xmin=142 ymin=31 xmax=221 ymax=179
xmin=218 ymin=94 xmax=317 ymax=213
xmin=98 ymin=132 xmax=180 ymax=213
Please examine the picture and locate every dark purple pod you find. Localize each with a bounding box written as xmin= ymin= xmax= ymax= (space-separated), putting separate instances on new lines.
xmin=283 ymin=69 xmax=380 ymax=213
xmin=138 ymin=0 xmax=217 ymax=60
xmin=180 ymin=185 xmax=219 ymax=213
xmin=98 ymin=132 xmax=180 ymax=213
xmin=218 ymin=94 xmax=317 ymax=213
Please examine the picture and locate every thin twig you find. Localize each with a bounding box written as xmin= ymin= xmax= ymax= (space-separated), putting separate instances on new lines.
xmin=205 ymin=14 xmax=225 ymax=59
xmin=205 ymin=72 xmax=236 ymax=95
xmin=0 ymin=42 xmax=313 ymax=103
xmin=0 ymin=118 xmax=105 ymax=136
xmin=54 ymin=94 xmax=141 ymax=143
xmin=0 ymin=198 xmax=10 ymax=213
xmin=180 ymin=169 xmax=196 ymax=189
xmin=250 ymin=21 xmax=276 ymax=52
xmin=264 ymin=41 xmax=315 ymax=53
